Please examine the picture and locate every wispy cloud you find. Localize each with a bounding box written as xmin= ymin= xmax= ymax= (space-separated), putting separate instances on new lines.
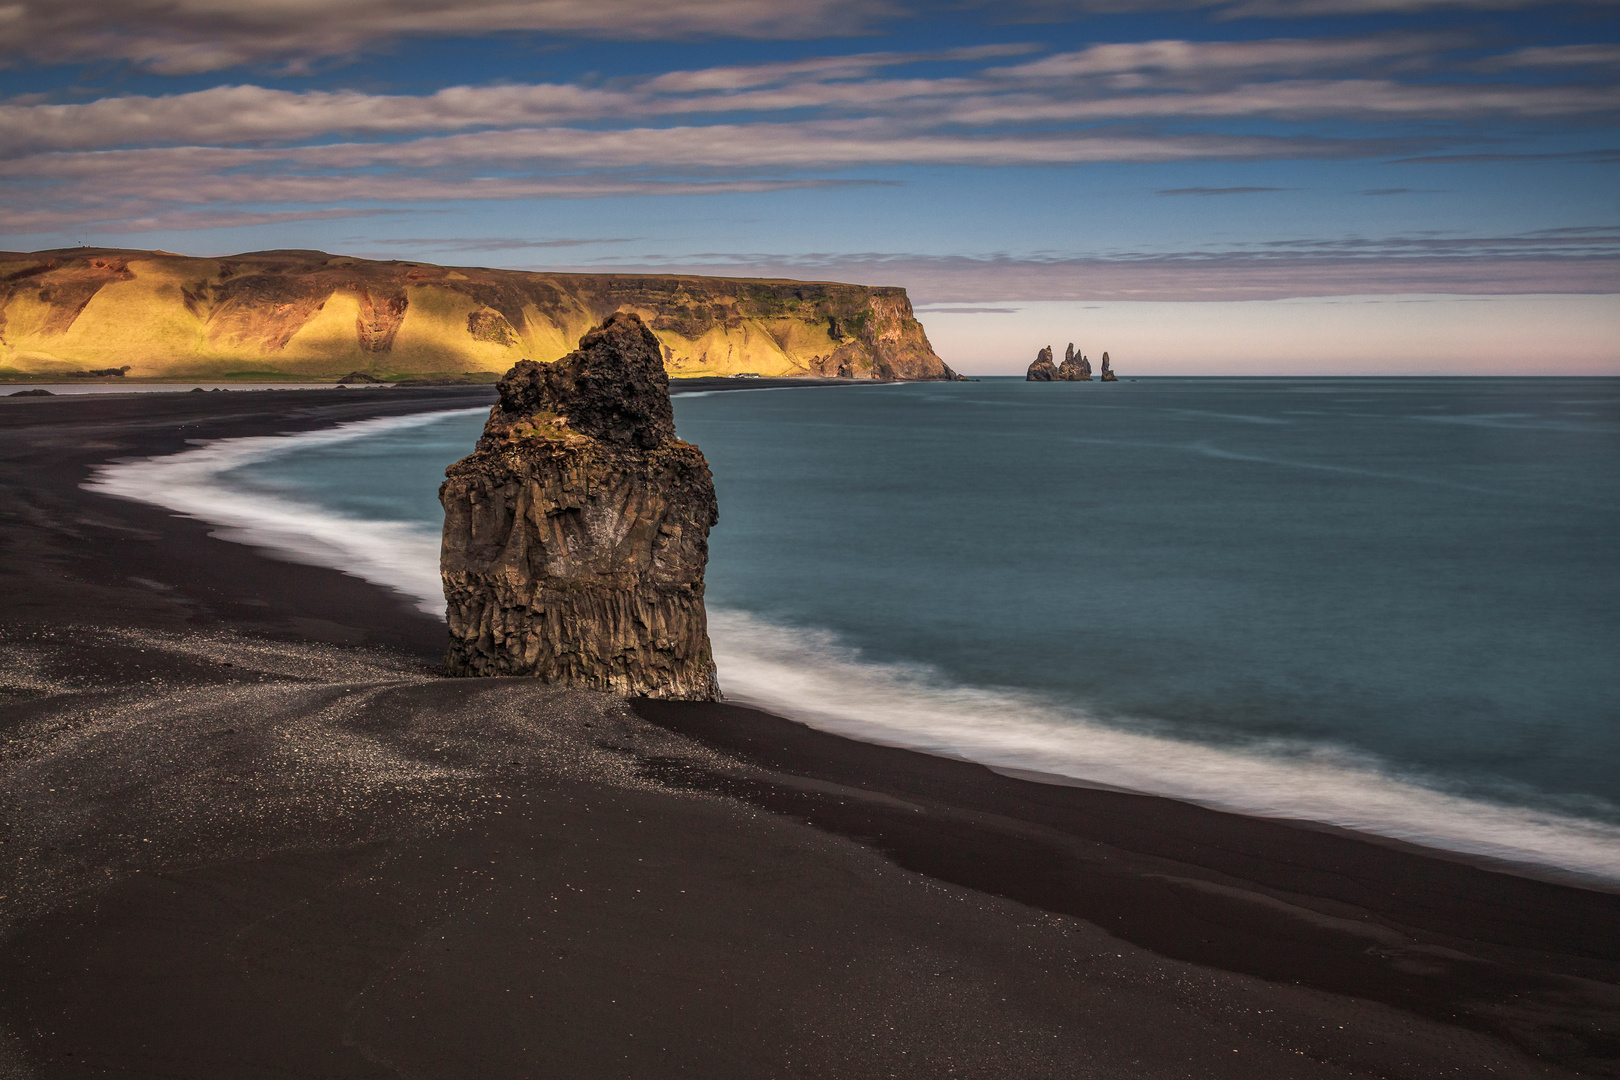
xmin=1158 ymin=186 xmax=1288 ymax=195
xmin=1 ymin=27 xmax=1614 ymax=247
xmin=1393 ymin=148 xmax=1620 ymax=163
xmin=3 ymin=34 xmax=1615 ymax=157
xmin=0 ymin=206 xmax=413 ymax=235
xmin=572 ymin=247 xmax=1620 ymax=302
xmin=4 ymin=0 xmax=1612 ymax=78
xmin=0 ymin=177 xmax=884 ymax=236
xmin=912 ymin=305 xmax=1025 ymax=313
xmin=363 ymin=236 xmax=640 ymax=251
xmin=1478 ymin=44 xmax=1620 ymax=70
xmin=991 ymin=0 xmax=1617 ymax=19
xmin=0 ymin=0 xmax=904 ymax=74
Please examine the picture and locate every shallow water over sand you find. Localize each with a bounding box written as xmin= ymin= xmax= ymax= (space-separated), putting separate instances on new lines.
xmin=88 ymin=377 xmax=1620 ymax=881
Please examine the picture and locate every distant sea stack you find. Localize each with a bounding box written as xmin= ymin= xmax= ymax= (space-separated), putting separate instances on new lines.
xmin=0 ymin=248 xmax=961 ymax=383
xmin=1057 ymin=344 xmax=1092 ymax=382
xmin=1025 ymin=346 xmax=1059 ymax=381
xmin=1028 ymin=342 xmax=1117 ymax=382
xmin=439 ymin=312 xmax=721 ymax=700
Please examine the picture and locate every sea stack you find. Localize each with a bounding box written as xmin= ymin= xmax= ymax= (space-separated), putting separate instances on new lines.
xmin=439 ymin=312 xmax=721 ymax=700
xmin=1025 ymin=346 xmax=1058 ymax=381
xmin=1100 ymin=352 xmax=1118 ymax=382
xmin=1057 ymin=344 xmax=1092 ymax=381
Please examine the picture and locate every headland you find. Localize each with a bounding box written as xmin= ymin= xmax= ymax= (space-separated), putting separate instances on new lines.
xmin=0 ymin=248 xmax=960 ymax=383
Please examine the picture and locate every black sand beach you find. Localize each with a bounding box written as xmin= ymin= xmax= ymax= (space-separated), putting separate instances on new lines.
xmin=1 ymin=388 xmax=1616 ymax=1079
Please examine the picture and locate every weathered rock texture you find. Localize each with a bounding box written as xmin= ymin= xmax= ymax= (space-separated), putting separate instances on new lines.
xmin=1100 ymin=352 xmax=1118 ymax=382
xmin=1025 ymin=346 xmax=1058 ymax=382
xmin=0 ymin=247 xmax=960 ymax=382
xmin=1057 ymin=343 xmax=1091 ymax=382
xmin=440 ymin=312 xmax=721 ymax=700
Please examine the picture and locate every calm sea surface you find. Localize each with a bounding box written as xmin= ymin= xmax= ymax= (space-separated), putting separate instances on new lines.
xmin=142 ymin=377 xmax=1619 ymax=878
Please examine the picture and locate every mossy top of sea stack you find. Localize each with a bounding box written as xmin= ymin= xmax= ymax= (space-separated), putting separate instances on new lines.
xmin=482 ymin=312 xmax=675 ymax=451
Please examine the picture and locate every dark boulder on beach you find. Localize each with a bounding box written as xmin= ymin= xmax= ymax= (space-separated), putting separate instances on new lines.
xmin=1025 ymin=346 xmax=1058 ymax=381
xmin=1100 ymin=352 xmax=1118 ymax=382
xmin=1057 ymin=343 xmax=1092 ymax=381
xmin=439 ymin=312 xmax=721 ymax=700
xmin=7 ymin=388 xmax=53 ymax=396
xmin=336 ymin=371 xmax=385 ymax=384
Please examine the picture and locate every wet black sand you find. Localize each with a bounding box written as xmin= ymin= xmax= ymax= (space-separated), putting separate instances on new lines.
xmin=0 ymin=388 xmax=1616 ymax=1079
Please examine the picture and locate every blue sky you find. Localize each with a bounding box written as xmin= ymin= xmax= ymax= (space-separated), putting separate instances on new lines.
xmin=1 ymin=0 xmax=1615 ymax=372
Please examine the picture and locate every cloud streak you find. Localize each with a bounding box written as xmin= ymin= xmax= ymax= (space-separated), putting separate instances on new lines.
xmin=0 ymin=0 xmax=903 ymax=74
xmin=567 ymin=249 xmax=1620 ymax=302
xmin=3 ymin=0 xmax=1607 ymax=77
xmin=1158 ymin=186 xmax=1289 ymax=194
xmin=1 ymin=23 xmax=1614 ymax=279
xmin=3 ymin=33 xmax=1615 ymax=156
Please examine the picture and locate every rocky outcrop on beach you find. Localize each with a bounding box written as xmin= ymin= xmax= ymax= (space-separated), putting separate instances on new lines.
xmin=1025 ymin=346 xmax=1058 ymax=381
xmin=1057 ymin=344 xmax=1091 ymax=381
xmin=0 ymin=247 xmax=959 ymax=383
xmin=1100 ymin=352 xmax=1118 ymax=382
xmin=439 ymin=312 xmax=720 ymax=699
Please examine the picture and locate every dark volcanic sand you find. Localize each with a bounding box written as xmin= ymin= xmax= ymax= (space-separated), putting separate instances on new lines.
xmin=0 ymin=389 xmax=1616 ymax=1080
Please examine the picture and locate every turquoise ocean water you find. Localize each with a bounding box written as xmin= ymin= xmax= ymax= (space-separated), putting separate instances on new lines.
xmin=89 ymin=377 xmax=1620 ymax=881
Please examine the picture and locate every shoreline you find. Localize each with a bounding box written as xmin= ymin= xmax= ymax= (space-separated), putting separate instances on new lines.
xmin=0 ymin=374 xmax=907 ymax=392
xmin=83 ymin=389 xmax=1620 ymax=887
xmin=1 ymin=389 xmax=1617 ymax=1078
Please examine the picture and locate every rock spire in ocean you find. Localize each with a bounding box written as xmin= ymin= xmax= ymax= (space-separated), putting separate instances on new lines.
xmin=1031 ymin=341 xmax=1114 ymax=381
xmin=1025 ymin=346 xmax=1058 ymax=381
xmin=1057 ymin=344 xmax=1091 ymax=381
xmin=439 ymin=312 xmax=721 ymax=699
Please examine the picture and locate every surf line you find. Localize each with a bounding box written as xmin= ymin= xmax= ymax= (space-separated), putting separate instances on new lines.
xmin=81 ymin=406 xmax=1620 ymax=890
xmin=84 ymin=408 xmax=486 ymax=616
xmin=707 ymin=610 xmax=1620 ymax=889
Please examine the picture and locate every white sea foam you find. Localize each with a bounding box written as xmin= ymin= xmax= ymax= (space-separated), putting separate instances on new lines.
xmin=708 ymin=611 xmax=1620 ymax=886
xmin=86 ymin=410 xmax=1620 ymax=887
xmin=85 ymin=409 xmax=482 ymax=615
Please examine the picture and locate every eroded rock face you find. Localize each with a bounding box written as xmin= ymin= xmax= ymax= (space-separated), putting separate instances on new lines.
xmin=1100 ymin=352 xmax=1118 ymax=382
xmin=0 ymin=247 xmax=959 ymax=381
xmin=1057 ymin=343 xmax=1091 ymax=382
xmin=1026 ymin=346 xmax=1058 ymax=381
xmin=440 ymin=312 xmax=720 ymax=700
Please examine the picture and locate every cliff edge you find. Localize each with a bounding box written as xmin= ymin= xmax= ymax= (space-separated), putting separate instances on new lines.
xmin=439 ymin=312 xmax=720 ymax=699
xmin=0 ymin=248 xmax=959 ymax=382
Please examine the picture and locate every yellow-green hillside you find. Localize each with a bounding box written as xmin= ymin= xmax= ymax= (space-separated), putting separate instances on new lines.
xmin=0 ymin=248 xmax=960 ymax=382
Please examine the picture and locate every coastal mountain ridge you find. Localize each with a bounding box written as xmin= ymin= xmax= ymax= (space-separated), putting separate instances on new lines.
xmin=0 ymin=248 xmax=960 ymax=382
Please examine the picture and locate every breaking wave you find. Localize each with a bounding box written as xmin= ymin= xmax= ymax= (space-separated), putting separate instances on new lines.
xmin=84 ymin=410 xmax=482 ymax=615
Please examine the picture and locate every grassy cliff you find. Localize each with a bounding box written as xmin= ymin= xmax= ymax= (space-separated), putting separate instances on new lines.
xmin=0 ymin=248 xmax=960 ymax=382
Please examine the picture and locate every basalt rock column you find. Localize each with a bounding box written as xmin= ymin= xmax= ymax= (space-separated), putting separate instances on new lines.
xmin=439 ymin=312 xmax=721 ymax=700
xmin=1026 ymin=346 xmax=1058 ymax=381
xmin=1100 ymin=352 xmax=1118 ymax=382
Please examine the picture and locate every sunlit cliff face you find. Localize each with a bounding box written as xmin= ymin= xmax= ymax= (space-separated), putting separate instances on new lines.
xmin=0 ymin=249 xmax=957 ymax=381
